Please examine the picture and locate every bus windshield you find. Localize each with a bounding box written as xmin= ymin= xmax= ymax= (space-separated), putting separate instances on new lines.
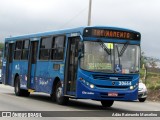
xmin=80 ymin=41 xmax=140 ymax=74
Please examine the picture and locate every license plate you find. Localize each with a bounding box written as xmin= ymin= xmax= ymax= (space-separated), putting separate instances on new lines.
xmin=108 ymin=92 xmax=118 ymax=97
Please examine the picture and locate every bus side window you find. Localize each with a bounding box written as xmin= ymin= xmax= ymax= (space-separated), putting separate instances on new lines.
xmin=14 ymin=41 xmax=23 ymax=60
xmin=4 ymin=43 xmax=8 ymax=59
xmin=51 ymin=36 xmax=65 ymax=60
xmin=39 ymin=37 xmax=52 ymax=60
xmin=22 ymin=40 xmax=29 ymax=60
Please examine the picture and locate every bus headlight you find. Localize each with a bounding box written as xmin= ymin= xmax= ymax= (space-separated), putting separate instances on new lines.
xmin=130 ymin=84 xmax=138 ymax=90
xmin=80 ymin=78 xmax=95 ymax=89
xmin=90 ymin=84 xmax=95 ymax=89
xmin=130 ymin=86 xmax=134 ymax=90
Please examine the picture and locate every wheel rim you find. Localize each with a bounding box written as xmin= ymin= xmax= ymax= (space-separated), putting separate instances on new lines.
xmin=56 ymin=87 xmax=62 ymax=100
xmin=15 ymin=81 xmax=19 ymax=93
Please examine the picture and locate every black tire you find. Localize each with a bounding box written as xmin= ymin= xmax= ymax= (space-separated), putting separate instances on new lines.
xmin=23 ymin=90 xmax=30 ymax=97
xmin=101 ymin=100 xmax=114 ymax=107
xmin=50 ymin=93 xmax=56 ymax=102
xmin=14 ymin=76 xmax=30 ymax=97
xmin=139 ymin=98 xmax=146 ymax=102
xmin=14 ymin=76 xmax=23 ymax=96
xmin=55 ymin=81 xmax=69 ymax=105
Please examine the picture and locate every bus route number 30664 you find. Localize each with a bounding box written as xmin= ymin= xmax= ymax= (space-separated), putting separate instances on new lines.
xmin=118 ymin=81 xmax=131 ymax=86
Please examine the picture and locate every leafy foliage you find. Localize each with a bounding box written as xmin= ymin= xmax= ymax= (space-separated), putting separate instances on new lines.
xmin=0 ymin=43 xmax=4 ymax=50
xmin=141 ymin=51 xmax=160 ymax=68
xmin=0 ymin=43 xmax=4 ymax=68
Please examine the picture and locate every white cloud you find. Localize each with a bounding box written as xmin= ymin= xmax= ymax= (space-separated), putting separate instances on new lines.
xmin=0 ymin=0 xmax=160 ymax=59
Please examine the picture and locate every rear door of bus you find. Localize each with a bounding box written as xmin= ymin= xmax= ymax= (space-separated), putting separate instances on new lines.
xmin=27 ymin=39 xmax=39 ymax=89
xmin=4 ymin=42 xmax=14 ymax=85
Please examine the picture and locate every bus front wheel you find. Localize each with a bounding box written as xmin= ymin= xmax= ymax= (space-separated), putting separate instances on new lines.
xmin=138 ymin=98 xmax=146 ymax=102
xmin=101 ymin=100 xmax=114 ymax=107
xmin=55 ymin=81 xmax=69 ymax=105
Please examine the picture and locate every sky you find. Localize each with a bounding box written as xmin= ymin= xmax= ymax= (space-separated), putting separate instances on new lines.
xmin=0 ymin=0 xmax=160 ymax=59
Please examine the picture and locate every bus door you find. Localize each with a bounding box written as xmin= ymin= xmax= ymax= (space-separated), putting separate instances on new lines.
xmin=65 ymin=37 xmax=80 ymax=96
xmin=5 ymin=43 xmax=14 ymax=85
xmin=27 ymin=41 xmax=39 ymax=89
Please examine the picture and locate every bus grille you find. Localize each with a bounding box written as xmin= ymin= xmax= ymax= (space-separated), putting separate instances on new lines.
xmin=96 ymin=85 xmax=129 ymax=89
xmin=92 ymin=74 xmax=133 ymax=81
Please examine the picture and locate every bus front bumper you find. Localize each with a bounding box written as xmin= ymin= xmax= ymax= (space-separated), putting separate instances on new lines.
xmin=76 ymin=82 xmax=138 ymax=101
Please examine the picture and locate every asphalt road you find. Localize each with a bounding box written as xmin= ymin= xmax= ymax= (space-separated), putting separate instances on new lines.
xmin=0 ymin=84 xmax=160 ymax=120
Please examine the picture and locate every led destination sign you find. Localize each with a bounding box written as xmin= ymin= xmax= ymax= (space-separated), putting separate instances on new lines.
xmin=83 ymin=28 xmax=141 ymax=40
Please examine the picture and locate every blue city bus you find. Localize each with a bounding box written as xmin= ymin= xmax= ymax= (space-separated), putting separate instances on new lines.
xmin=2 ymin=26 xmax=141 ymax=107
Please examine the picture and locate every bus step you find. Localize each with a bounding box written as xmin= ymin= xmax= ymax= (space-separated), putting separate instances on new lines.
xmin=64 ymin=95 xmax=76 ymax=98
xmin=28 ymin=89 xmax=35 ymax=93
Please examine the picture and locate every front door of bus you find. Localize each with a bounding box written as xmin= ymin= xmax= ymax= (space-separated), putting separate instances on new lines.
xmin=5 ymin=43 xmax=14 ymax=85
xmin=27 ymin=41 xmax=38 ymax=89
xmin=65 ymin=37 xmax=79 ymax=96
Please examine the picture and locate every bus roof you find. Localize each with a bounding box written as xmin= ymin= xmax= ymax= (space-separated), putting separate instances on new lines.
xmin=5 ymin=26 xmax=140 ymax=41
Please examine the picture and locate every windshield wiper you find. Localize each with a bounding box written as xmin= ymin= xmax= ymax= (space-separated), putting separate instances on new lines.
xmin=98 ymin=39 xmax=111 ymax=55
xmin=119 ymin=41 xmax=129 ymax=57
xmin=116 ymin=41 xmax=129 ymax=67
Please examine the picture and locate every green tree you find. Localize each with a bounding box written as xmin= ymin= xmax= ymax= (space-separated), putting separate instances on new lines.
xmin=0 ymin=43 xmax=4 ymax=68
xmin=146 ymin=57 xmax=159 ymax=68
xmin=140 ymin=51 xmax=147 ymax=68
xmin=0 ymin=42 xmax=4 ymax=49
xmin=141 ymin=51 xmax=160 ymax=68
xmin=0 ymin=42 xmax=4 ymax=57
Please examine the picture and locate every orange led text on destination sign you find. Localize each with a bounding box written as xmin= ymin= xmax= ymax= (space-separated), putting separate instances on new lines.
xmin=92 ymin=29 xmax=131 ymax=39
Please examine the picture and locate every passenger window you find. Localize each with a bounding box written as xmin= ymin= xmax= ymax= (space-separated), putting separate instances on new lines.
xmin=51 ymin=36 xmax=65 ymax=60
xmin=39 ymin=37 xmax=52 ymax=60
xmin=14 ymin=41 xmax=23 ymax=60
xmin=4 ymin=43 xmax=8 ymax=59
xmin=22 ymin=40 xmax=29 ymax=60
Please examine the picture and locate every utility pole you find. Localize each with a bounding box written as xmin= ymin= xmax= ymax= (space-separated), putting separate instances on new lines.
xmin=88 ymin=0 xmax=92 ymax=26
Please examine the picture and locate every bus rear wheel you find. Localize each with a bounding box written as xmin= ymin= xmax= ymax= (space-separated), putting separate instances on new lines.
xmin=138 ymin=98 xmax=146 ymax=102
xmin=101 ymin=100 xmax=114 ymax=107
xmin=55 ymin=81 xmax=69 ymax=105
xmin=15 ymin=76 xmax=23 ymax=96
xmin=14 ymin=76 xmax=30 ymax=97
